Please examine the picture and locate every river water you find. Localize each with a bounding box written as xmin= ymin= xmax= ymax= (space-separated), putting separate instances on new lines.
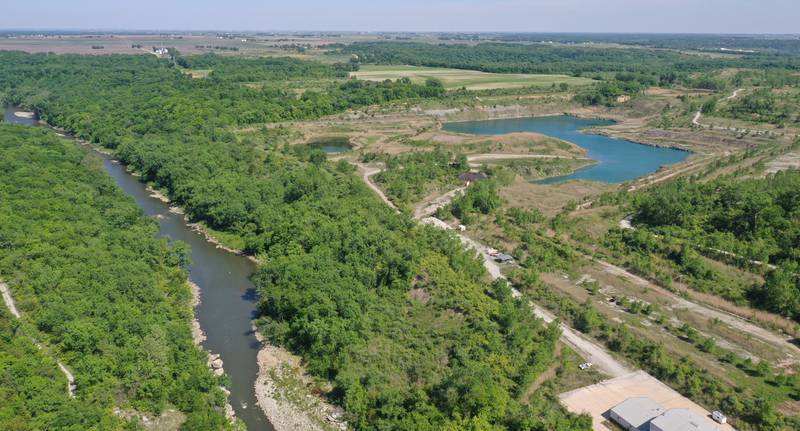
xmin=4 ymin=107 xmax=273 ymax=431
xmin=442 ymin=115 xmax=689 ymax=183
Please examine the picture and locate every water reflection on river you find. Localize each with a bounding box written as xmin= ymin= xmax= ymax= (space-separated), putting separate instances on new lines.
xmin=3 ymin=106 xmax=274 ymax=431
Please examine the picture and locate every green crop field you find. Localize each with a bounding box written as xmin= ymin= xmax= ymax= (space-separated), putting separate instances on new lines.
xmin=351 ymin=65 xmax=594 ymax=90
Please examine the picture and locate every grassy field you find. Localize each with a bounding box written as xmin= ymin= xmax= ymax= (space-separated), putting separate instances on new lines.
xmin=351 ymin=65 xmax=594 ymax=90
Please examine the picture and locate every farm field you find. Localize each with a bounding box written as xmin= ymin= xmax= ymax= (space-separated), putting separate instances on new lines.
xmin=351 ymin=64 xmax=594 ymax=90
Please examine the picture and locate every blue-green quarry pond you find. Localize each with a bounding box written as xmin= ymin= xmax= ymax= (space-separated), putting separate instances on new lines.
xmin=443 ymin=115 xmax=690 ymax=184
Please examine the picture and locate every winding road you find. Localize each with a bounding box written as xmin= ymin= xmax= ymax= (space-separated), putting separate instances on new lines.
xmin=692 ymin=88 xmax=743 ymax=129
xmin=358 ymin=170 xmax=633 ymax=378
xmin=357 ymin=164 xmax=398 ymax=211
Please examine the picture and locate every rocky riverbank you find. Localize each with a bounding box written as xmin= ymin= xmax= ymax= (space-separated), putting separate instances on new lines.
xmin=188 ymin=280 xmax=237 ymax=424
xmin=253 ymin=330 xmax=346 ymax=431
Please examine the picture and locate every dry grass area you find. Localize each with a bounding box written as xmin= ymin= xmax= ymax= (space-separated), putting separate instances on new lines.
xmin=559 ymin=371 xmax=736 ymax=431
xmin=445 ymin=132 xmax=586 ymax=157
xmin=351 ymin=65 xmax=594 ymax=90
xmin=500 ymin=179 xmax=613 ymax=217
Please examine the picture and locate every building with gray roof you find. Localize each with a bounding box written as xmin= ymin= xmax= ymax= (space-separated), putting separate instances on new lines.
xmin=650 ymin=408 xmax=719 ymax=431
xmin=608 ymin=397 xmax=665 ymax=431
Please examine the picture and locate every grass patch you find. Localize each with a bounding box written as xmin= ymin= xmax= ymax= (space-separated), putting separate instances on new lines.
xmin=352 ymin=65 xmax=594 ymax=90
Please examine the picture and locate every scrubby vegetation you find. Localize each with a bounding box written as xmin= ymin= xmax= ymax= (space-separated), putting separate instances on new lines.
xmin=0 ymin=52 xmax=586 ymax=430
xmin=520 ymin=271 xmax=800 ymax=431
xmin=0 ymin=125 xmax=229 ymax=430
xmin=621 ymin=172 xmax=800 ymax=321
xmin=368 ymin=148 xmax=468 ymax=205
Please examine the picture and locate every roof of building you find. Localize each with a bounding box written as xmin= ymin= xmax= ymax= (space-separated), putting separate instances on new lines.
xmin=650 ymin=409 xmax=718 ymax=431
xmin=458 ymin=172 xmax=487 ymax=182
xmin=609 ymin=397 xmax=665 ymax=430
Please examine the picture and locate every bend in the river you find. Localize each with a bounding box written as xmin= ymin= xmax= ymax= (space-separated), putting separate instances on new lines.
xmin=3 ymin=106 xmax=274 ymax=431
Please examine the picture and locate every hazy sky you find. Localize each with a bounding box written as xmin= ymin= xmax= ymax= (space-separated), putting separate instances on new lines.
xmin=2 ymin=0 xmax=798 ymax=34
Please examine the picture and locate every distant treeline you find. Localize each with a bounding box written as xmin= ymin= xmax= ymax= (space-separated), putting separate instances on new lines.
xmin=458 ymin=34 xmax=800 ymax=56
xmin=339 ymin=42 xmax=800 ymax=75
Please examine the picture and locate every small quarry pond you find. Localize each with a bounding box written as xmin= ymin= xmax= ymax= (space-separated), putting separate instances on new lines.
xmin=4 ymin=107 xmax=273 ymax=430
xmin=443 ymin=115 xmax=689 ymax=183
xmin=305 ymin=136 xmax=352 ymax=153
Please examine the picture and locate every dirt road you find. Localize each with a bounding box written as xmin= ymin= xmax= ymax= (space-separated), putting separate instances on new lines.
xmin=355 ymin=161 xmax=635 ymax=378
xmin=531 ymin=304 xmax=633 ymax=378
xmin=596 ymin=260 xmax=800 ymax=359
xmin=452 ymin=228 xmax=633 ymax=377
xmin=358 ymin=164 xmax=398 ymax=211
xmin=1 ymin=282 xmax=21 ymax=318
xmin=415 ymin=186 xmax=466 ymax=219
xmin=1 ymin=281 xmax=76 ymax=397
xmin=692 ymin=88 xmax=743 ymax=129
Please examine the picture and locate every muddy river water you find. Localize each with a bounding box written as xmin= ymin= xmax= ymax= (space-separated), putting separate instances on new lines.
xmin=4 ymin=106 xmax=274 ymax=430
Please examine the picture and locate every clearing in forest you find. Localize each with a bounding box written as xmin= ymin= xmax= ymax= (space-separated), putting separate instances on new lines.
xmin=351 ymin=65 xmax=594 ymax=90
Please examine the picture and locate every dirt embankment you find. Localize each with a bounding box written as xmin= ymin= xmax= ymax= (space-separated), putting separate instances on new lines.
xmin=253 ymin=331 xmax=345 ymax=431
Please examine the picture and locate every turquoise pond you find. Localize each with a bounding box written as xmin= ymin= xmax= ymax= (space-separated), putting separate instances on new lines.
xmin=442 ymin=116 xmax=689 ymax=184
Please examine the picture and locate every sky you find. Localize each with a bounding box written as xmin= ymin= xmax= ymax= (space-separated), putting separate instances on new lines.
xmin=2 ymin=0 xmax=798 ymax=34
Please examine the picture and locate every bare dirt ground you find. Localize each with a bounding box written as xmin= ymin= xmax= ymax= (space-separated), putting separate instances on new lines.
xmin=559 ymin=371 xmax=736 ymax=431
xmin=693 ymin=89 xmax=744 ymax=130
xmin=0 ymin=281 xmax=21 ymax=319
xmin=521 ymin=343 xmax=564 ymax=402
xmin=415 ymin=186 xmax=466 ymax=219
xmin=253 ymin=332 xmax=344 ymax=431
xmin=765 ymin=151 xmax=800 ymax=175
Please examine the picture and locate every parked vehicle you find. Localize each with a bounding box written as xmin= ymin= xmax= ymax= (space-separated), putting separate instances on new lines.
xmin=711 ymin=411 xmax=727 ymax=424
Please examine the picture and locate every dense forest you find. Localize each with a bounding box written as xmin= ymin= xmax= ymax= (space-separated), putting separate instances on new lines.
xmin=625 ymin=172 xmax=800 ymax=321
xmin=339 ymin=42 xmax=800 ymax=75
xmin=0 ymin=52 xmax=587 ymax=429
xmin=0 ymin=125 xmax=229 ymax=429
xmin=0 ymin=52 xmax=444 ymax=145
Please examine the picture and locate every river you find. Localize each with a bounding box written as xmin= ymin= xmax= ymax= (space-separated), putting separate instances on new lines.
xmin=3 ymin=107 xmax=274 ymax=431
xmin=442 ymin=115 xmax=689 ymax=183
